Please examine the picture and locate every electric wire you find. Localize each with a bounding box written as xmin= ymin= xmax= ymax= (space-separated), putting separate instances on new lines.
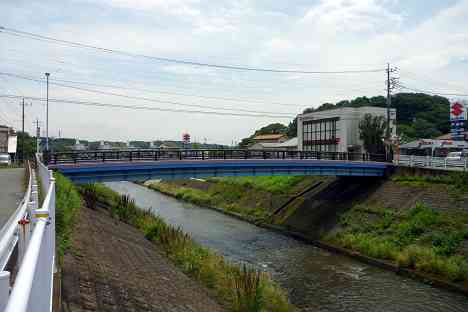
xmin=399 ymin=84 xmax=468 ymax=97
xmin=0 ymin=94 xmax=294 ymax=119
xmin=0 ymin=26 xmax=386 ymax=74
xmin=0 ymin=72 xmax=295 ymax=115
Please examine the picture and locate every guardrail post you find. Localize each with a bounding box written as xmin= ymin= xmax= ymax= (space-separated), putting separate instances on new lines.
xmin=410 ymin=155 xmax=414 ymax=167
xmin=17 ymin=218 xmax=31 ymax=264
xmin=0 ymin=271 xmax=10 ymax=311
xmin=444 ymin=158 xmax=447 ymax=169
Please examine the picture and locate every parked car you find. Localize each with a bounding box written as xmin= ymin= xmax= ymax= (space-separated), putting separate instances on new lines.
xmin=0 ymin=153 xmax=11 ymax=166
xmin=445 ymin=151 xmax=463 ymax=161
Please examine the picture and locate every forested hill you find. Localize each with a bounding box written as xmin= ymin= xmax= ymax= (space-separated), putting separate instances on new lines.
xmin=286 ymin=92 xmax=450 ymax=142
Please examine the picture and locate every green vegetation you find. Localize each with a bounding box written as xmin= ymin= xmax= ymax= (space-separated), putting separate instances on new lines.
xmin=149 ymin=182 xmax=270 ymax=221
xmin=82 ymin=184 xmax=294 ymax=312
xmin=358 ymin=114 xmax=387 ymax=154
xmin=54 ymin=173 xmax=82 ymax=262
xmin=147 ymin=176 xmax=315 ymax=222
xmin=207 ymin=176 xmax=307 ymax=195
xmin=392 ymin=172 xmax=468 ymax=195
xmin=326 ymin=203 xmax=468 ymax=284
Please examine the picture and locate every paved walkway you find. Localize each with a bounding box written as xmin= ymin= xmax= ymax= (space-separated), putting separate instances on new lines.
xmin=61 ymin=206 xmax=225 ymax=312
xmin=0 ymin=168 xmax=24 ymax=227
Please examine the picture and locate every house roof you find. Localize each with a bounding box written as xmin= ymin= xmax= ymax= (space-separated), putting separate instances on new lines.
xmin=252 ymin=134 xmax=286 ymax=140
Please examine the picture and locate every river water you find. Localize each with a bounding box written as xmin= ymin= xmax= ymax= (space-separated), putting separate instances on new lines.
xmin=105 ymin=181 xmax=468 ymax=312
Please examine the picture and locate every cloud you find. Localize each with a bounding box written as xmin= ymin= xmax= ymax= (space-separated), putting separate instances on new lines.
xmin=0 ymin=0 xmax=467 ymax=143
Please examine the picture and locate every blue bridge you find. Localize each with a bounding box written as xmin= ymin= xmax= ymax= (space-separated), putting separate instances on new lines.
xmin=44 ymin=149 xmax=393 ymax=183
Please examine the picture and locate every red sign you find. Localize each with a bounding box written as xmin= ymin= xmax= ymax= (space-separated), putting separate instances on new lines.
xmin=182 ymin=133 xmax=191 ymax=144
xmin=451 ymin=102 xmax=464 ymax=117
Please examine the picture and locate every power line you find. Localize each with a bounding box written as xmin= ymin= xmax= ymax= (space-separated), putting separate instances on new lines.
xmin=0 ymin=94 xmax=294 ymax=119
xmin=0 ymin=26 xmax=386 ymax=74
xmin=0 ymin=71 xmax=294 ymax=115
xmin=399 ymin=84 xmax=468 ymax=97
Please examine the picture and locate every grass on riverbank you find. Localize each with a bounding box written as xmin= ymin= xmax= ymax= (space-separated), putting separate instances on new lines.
xmin=54 ymin=173 xmax=82 ymax=262
xmin=325 ymin=202 xmax=468 ymax=284
xmin=81 ymin=183 xmax=294 ymax=312
xmin=392 ymin=172 xmax=468 ymax=196
xmin=148 ymin=176 xmax=319 ymax=223
xmin=206 ymin=176 xmax=309 ymax=195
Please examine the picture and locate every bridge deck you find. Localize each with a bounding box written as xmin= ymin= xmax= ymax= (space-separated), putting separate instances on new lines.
xmin=50 ymin=159 xmax=392 ymax=183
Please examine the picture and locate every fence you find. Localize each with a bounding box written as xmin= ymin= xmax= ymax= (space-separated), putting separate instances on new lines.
xmin=0 ymin=155 xmax=56 ymax=312
xmin=396 ymin=154 xmax=468 ymax=171
xmin=44 ymin=149 xmax=390 ymax=164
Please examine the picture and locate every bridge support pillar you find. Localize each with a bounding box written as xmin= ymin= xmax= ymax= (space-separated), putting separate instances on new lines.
xmin=0 ymin=271 xmax=10 ymax=311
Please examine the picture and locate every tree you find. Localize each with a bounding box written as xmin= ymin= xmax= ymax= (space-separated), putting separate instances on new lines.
xmin=253 ymin=123 xmax=288 ymax=135
xmin=359 ymin=114 xmax=387 ymax=154
xmin=287 ymin=118 xmax=297 ymax=137
xmin=16 ymin=131 xmax=36 ymax=161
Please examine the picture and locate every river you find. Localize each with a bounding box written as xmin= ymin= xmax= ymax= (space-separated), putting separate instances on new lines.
xmin=105 ymin=181 xmax=468 ymax=312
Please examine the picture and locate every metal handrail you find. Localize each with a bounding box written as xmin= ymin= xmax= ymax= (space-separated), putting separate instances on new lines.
xmin=2 ymin=156 xmax=55 ymax=312
xmin=0 ymin=161 xmax=33 ymax=270
xmin=396 ymin=154 xmax=468 ymax=171
xmin=4 ymin=220 xmax=47 ymax=312
xmin=44 ymin=149 xmax=390 ymax=165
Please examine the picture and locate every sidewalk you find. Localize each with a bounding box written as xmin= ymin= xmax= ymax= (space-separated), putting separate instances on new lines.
xmin=0 ymin=168 xmax=24 ymax=227
xmin=61 ymin=206 xmax=225 ymax=312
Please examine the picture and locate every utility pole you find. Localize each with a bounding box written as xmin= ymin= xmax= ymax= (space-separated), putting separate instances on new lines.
xmin=45 ymin=72 xmax=50 ymax=151
xmin=21 ymin=98 xmax=24 ymax=162
xmin=35 ymin=119 xmax=41 ymax=153
xmin=386 ymin=63 xmax=391 ymax=139
xmin=385 ymin=63 xmax=398 ymax=139
xmin=20 ymin=99 xmax=32 ymax=161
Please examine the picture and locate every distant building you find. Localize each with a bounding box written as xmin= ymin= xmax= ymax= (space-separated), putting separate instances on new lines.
xmin=157 ymin=142 xmax=179 ymax=149
xmin=97 ymin=141 xmax=113 ymax=150
xmin=72 ymin=139 xmax=87 ymax=151
xmin=248 ymin=137 xmax=297 ymax=151
xmin=251 ymin=134 xmax=288 ymax=144
xmin=0 ymin=125 xmax=17 ymax=156
xmin=298 ymin=106 xmax=397 ymax=153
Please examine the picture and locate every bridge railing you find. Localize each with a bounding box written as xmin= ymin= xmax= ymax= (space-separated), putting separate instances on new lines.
xmin=2 ymin=156 xmax=56 ymax=312
xmin=396 ymin=154 xmax=468 ymax=171
xmin=44 ymin=149 xmax=389 ymax=165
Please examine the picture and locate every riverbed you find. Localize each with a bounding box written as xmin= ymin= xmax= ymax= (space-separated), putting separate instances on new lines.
xmin=106 ymin=181 xmax=468 ymax=312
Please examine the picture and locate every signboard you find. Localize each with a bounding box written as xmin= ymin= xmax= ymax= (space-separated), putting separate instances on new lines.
xmin=450 ymin=101 xmax=467 ymax=141
xmin=182 ymin=133 xmax=191 ymax=144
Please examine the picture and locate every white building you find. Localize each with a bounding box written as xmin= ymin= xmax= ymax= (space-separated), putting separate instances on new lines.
xmin=297 ymin=106 xmax=396 ymax=153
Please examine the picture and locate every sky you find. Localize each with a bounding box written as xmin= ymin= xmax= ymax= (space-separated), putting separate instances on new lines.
xmin=0 ymin=0 xmax=467 ymax=145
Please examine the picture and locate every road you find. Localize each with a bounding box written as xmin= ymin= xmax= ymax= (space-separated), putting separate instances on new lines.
xmin=0 ymin=168 xmax=25 ymax=227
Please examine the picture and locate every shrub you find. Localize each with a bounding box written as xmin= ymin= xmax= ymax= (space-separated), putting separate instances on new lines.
xmin=54 ymin=173 xmax=82 ymax=261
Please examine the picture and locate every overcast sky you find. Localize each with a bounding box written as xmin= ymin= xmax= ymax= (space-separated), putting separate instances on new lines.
xmin=0 ymin=0 xmax=467 ymax=145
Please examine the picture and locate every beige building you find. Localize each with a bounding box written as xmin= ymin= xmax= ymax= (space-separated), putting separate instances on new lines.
xmin=248 ymin=137 xmax=297 ymax=151
xmin=251 ymin=134 xmax=287 ymax=144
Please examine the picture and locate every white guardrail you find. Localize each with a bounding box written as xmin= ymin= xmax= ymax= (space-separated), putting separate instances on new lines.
xmin=0 ymin=155 xmax=56 ymax=312
xmin=396 ymin=154 xmax=468 ymax=171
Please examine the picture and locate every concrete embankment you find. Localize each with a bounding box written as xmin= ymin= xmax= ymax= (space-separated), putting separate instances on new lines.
xmin=61 ymin=204 xmax=225 ymax=312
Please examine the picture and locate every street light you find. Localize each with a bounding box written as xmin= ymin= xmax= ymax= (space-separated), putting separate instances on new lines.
xmin=45 ymin=72 xmax=50 ymax=151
